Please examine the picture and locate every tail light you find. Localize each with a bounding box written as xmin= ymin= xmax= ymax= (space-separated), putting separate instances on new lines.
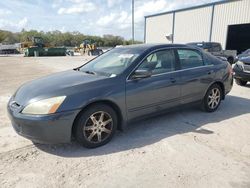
xmin=228 ymin=64 xmax=233 ymax=75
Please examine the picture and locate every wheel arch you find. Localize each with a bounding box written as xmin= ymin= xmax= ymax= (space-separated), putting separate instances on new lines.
xmin=71 ymin=99 xmax=124 ymax=139
xmin=205 ymin=81 xmax=225 ymax=100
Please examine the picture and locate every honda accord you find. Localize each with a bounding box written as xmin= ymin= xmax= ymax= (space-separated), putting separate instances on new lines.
xmin=7 ymin=44 xmax=233 ymax=148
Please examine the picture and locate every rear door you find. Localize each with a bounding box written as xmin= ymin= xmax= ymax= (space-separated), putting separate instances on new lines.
xmin=177 ymin=49 xmax=215 ymax=104
xmin=126 ymin=49 xmax=181 ymax=120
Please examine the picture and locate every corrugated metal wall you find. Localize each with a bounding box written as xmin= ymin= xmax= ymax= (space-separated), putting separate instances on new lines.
xmin=145 ymin=0 xmax=250 ymax=48
xmin=174 ymin=7 xmax=212 ymax=43
xmin=212 ymin=0 xmax=250 ymax=48
xmin=145 ymin=14 xmax=173 ymax=43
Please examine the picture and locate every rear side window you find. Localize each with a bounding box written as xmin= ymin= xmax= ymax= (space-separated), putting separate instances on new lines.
xmin=177 ymin=49 xmax=204 ymax=69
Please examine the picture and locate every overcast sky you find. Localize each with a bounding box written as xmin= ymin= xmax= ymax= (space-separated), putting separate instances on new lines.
xmin=0 ymin=0 xmax=222 ymax=41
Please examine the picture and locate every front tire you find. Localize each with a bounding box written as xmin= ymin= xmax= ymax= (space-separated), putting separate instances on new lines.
xmin=235 ymin=78 xmax=247 ymax=86
xmin=73 ymin=104 xmax=117 ymax=148
xmin=202 ymin=84 xmax=222 ymax=112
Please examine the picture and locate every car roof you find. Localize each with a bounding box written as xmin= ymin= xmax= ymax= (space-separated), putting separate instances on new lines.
xmin=116 ymin=43 xmax=192 ymax=52
xmin=188 ymin=42 xmax=219 ymax=45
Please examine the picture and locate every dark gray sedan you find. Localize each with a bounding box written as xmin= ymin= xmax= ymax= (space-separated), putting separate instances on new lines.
xmin=8 ymin=44 xmax=233 ymax=148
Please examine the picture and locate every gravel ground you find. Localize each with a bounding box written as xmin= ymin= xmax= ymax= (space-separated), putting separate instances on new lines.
xmin=0 ymin=56 xmax=250 ymax=188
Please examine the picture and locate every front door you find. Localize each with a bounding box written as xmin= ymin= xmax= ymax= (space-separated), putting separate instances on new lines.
xmin=126 ymin=49 xmax=181 ymax=120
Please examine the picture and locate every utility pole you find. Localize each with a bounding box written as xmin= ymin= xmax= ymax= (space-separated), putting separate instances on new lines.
xmin=132 ymin=0 xmax=134 ymax=44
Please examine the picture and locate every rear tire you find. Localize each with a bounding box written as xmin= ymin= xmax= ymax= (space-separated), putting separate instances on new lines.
xmin=235 ymin=78 xmax=247 ymax=86
xmin=202 ymin=84 xmax=222 ymax=112
xmin=73 ymin=104 xmax=117 ymax=148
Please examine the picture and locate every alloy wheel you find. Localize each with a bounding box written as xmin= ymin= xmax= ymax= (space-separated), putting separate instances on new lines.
xmin=208 ymin=88 xmax=221 ymax=109
xmin=83 ymin=111 xmax=113 ymax=143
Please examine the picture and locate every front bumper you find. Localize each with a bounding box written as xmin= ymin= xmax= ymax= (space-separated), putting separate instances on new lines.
xmin=233 ymin=69 xmax=250 ymax=81
xmin=7 ymin=101 xmax=80 ymax=144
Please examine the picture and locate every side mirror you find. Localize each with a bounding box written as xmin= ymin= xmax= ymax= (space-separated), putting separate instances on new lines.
xmin=131 ymin=69 xmax=152 ymax=80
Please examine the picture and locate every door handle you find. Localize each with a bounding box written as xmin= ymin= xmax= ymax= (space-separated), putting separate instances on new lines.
xmin=170 ymin=78 xmax=176 ymax=83
xmin=207 ymin=70 xmax=214 ymax=75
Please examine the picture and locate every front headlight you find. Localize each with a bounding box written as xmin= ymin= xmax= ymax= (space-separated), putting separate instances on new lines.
xmin=235 ymin=61 xmax=244 ymax=71
xmin=22 ymin=96 xmax=66 ymax=115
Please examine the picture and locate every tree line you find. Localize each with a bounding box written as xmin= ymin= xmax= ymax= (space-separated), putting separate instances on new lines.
xmin=0 ymin=29 xmax=142 ymax=47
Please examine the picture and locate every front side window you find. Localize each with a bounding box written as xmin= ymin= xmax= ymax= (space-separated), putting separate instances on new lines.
xmin=137 ymin=50 xmax=176 ymax=75
xmin=177 ymin=49 xmax=204 ymax=69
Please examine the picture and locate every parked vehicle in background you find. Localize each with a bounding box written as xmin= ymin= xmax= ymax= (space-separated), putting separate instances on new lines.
xmin=233 ymin=56 xmax=250 ymax=86
xmin=187 ymin=42 xmax=237 ymax=64
xmin=0 ymin=43 xmax=20 ymax=54
xmin=237 ymin=49 xmax=250 ymax=60
xmin=23 ymin=37 xmax=67 ymax=57
xmin=74 ymin=39 xmax=103 ymax=56
xmin=7 ymin=44 xmax=233 ymax=148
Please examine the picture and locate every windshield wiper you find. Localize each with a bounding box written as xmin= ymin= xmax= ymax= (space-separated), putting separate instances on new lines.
xmin=74 ymin=68 xmax=80 ymax=71
xmin=84 ymin=70 xmax=96 ymax=75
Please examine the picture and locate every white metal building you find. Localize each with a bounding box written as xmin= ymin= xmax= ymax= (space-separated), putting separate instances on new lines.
xmin=144 ymin=0 xmax=250 ymax=53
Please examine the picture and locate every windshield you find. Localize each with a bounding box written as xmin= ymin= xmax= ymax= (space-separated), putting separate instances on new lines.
xmin=242 ymin=49 xmax=250 ymax=54
xmin=80 ymin=48 xmax=140 ymax=76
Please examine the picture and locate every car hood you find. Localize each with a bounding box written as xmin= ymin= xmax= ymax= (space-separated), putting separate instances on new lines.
xmin=238 ymin=54 xmax=250 ymax=59
xmin=13 ymin=70 xmax=108 ymax=105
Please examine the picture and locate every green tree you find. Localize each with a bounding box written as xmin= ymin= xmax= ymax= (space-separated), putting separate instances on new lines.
xmin=0 ymin=29 xmax=143 ymax=47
